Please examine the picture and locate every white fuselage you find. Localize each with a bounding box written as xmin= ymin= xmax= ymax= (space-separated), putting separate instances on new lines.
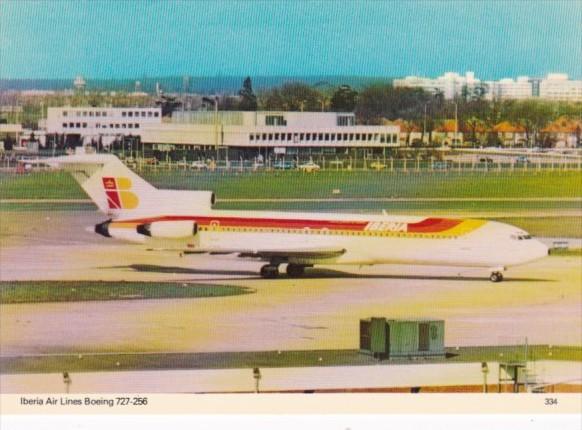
xmin=112 ymin=208 xmax=549 ymax=270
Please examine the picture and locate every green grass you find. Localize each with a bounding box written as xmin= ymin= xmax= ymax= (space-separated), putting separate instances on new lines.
xmin=1 ymin=345 xmax=579 ymax=374
xmin=146 ymin=169 xmax=582 ymax=199
xmin=0 ymin=171 xmax=83 ymax=199
xmin=0 ymin=281 xmax=253 ymax=304
xmin=548 ymin=248 xmax=582 ymax=256
xmin=1 ymin=169 xmax=581 ymax=200
xmin=493 ymin=217 xmax=582 ymax=238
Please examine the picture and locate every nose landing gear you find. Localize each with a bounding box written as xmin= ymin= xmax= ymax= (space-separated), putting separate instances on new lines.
xmin=489 ymin=271 xmax=504 ymax=283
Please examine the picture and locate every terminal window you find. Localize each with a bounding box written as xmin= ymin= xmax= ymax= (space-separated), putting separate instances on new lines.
xmin=265 ymin=115 xmax=286 ymax=126
xmin=122 ymin=112 xmax=127 ymax=117
xmin=337 ymin=115 xmax=354 ymax=126
xmin=154 ymin=112 xmax=159 ymax=117
xmin=135 ymin=124 xmax=139 ymax=128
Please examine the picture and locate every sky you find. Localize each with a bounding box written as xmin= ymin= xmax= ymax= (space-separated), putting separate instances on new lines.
xmin=1 ymin=0 xmax=580 ymax=80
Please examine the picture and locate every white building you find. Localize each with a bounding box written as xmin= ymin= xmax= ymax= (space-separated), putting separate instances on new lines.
xmin=539 ymin=73 xmax=582 ymax=101
xmin=395 ymin=71 xmax=582 ymax=101
xmin=43 ymin=109 xmax=399 ymax=154
xmin=46 ymin=107 xmax=162 ymax=138
xmin=140 ymin=111 xmax=400 ymax=151
xmin=394 ymin=71 xmax=482 ymax=99
xmin=485 ymin=76 xmax=533 ymax=100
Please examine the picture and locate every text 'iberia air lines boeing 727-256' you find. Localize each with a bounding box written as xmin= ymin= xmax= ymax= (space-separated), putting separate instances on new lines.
xmin=47 ymin=154 xmax=548 ymax=282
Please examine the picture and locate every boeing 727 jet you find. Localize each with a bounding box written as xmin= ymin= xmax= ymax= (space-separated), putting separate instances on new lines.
xmin=48 ymin=154 xmax=548 ymax=282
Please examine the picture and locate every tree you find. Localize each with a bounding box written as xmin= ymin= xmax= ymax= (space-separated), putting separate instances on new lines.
xmin=355 ymin=84 xmax=430 ymax=125
xmin=259 ymin=82 xmax=322 ymax=111
xmin=330 ymin=85 xmax=358 ymax=112
xmin=238 ymin=76 xmax=257 ymax=111
xmin=463 ymin=116 xmax=486 ymax=146
xmin=155 ymin=94 xmax=182 ymax=117
xmin=506 ymin=100 xmax=555 ymax=146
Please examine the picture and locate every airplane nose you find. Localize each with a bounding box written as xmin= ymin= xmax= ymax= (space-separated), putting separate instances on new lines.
xmin=536 ymin=240 xmax=549 ymax=258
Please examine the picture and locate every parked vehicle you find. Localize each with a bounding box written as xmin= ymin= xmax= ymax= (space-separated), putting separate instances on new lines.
xmin=273 ymin=160 xmax=296 ymax=170
xmin=433 ymin=160 xmax=452 ymax=170
xmin=516 ymin=155 xmax=530 ymax=164
xmin=191 ymin=160 xmax=208 ymax=170
xmin=297 ymin=160 xmax=320 ymax=172
xmin=370 ymin=161 xmax=386 ymax=170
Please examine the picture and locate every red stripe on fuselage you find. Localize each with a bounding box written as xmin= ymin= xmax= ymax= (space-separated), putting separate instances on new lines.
xmin=114 ymin=215 xmax=463 ymax=233
xmin=407 ymin=217 xmax=461 ymax=233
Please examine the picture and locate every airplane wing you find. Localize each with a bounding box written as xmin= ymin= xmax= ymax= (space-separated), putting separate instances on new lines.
xmin=149 ymin=246 xmax=346 ymax=262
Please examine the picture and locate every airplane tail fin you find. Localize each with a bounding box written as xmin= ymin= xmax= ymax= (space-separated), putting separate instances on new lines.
xmin=47 ymin=154 xmax=156 ymax=216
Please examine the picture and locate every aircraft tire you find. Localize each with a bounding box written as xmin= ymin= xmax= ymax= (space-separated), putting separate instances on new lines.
xmin=286 ymin=264 xmax=305 ymax=277
xmin=489 ymin=271 xmax=503 ymax=283
xmin=260 ymin=264 xmax=279 ymax=279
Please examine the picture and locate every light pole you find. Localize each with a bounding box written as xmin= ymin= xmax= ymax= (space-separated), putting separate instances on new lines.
xmin=202 ymin=96 xmax=219 ymax=160
xmin=454 ymin=101 xmax=458 ymax=147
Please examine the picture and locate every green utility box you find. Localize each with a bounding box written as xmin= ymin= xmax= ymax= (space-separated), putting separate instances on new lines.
xmin=359 ymin=318 xmax=445 ymax=359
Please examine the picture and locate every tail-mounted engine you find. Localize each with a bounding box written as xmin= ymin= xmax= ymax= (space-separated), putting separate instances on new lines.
xmin=136 ymin=220 xmax=198 ymax=239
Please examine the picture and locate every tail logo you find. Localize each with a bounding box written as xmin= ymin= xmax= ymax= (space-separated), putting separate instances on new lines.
xmin=102 ymin=177 xmax=139 ymax=209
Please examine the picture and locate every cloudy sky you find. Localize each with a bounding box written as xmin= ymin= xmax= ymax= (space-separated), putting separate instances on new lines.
xmin=1 ymin=0 xmax=580 ymax=79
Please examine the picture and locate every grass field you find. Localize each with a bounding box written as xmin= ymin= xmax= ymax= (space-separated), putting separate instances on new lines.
xmin=0 ymin=281 xmax=253 ymax=304
xmin=1 ymin=345 xmax=579 ymax=374
xmin=1 ymin=169 xmax=581 ymax=200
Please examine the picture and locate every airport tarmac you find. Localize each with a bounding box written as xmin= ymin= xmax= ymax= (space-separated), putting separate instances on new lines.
xmin=1 ymin=210 xmax=581 ymax=356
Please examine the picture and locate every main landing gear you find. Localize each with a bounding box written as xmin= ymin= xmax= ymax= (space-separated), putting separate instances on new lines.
xmin=260 ymin=264 xmax=279 ymax=279
xmin=259 ymin=263 xmax=308 ymax=279
xmin=489 ymin=271 xmax=504 ymax=283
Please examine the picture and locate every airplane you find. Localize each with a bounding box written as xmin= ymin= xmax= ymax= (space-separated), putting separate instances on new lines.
xmin=47 ymin=153 xmax=548 ymax=282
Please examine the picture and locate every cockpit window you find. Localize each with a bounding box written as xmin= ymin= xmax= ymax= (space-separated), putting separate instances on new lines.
xmin=511 ymin=233 xmax=532 ymax=240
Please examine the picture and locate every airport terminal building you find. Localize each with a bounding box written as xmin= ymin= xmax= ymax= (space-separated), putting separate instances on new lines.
xmin=45 ymin=108 xmax=400 ymax=157
xmin=142 ymin=111 xmax=399 ymax=157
